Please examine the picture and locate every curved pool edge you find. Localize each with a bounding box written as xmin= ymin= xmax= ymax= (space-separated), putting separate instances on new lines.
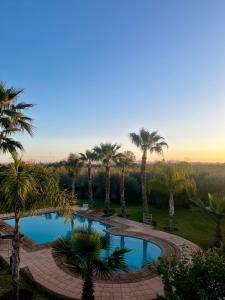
xmin=0 ymin=207 xmax=200 ymax=299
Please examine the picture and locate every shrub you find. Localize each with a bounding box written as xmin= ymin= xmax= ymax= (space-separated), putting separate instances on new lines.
xmin=149 ymin=248 xmax=225 ymax=300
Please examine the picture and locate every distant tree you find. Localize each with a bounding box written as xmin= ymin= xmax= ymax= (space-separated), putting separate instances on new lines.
xmin=129 ymin=128 xmax=168 ymax=224
xmin=93 ymin=143 xmax=121 ymax=211
xmin=150 ymin=162 xmax=196 ymax=231
xmin=116 ymin=151 xmax=136 ymax=217
xmin=79 ymin=150 xmax=97 ymax=207
xmin=0 ymin=152 xmax=72 ymax=300
xmin=192 ymin=193 xmax=225 ymax=247
xmin=66 ymin=153 xmax=84 ymax=197
xmin=53 ymin=227 xmax=129 ymax=300
xmin=0 ymin=82 xmax=33 ymax=154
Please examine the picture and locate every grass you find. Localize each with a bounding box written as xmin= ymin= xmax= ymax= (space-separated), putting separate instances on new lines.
xmin=0 ymin=257 xmax=64 ymax=300
xmin=78 ymin=199 xmax=225 ymax=249
xmin=0 ymin=199 xmax=224 ymax=298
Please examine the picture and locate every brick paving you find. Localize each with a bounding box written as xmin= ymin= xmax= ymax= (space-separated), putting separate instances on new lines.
xmin=0 ymin=210 xmax=200 ymax=300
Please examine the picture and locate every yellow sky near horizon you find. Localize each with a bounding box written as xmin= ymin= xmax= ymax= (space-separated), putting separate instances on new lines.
xmin=2 ymin=143 xmax=225 ymax=164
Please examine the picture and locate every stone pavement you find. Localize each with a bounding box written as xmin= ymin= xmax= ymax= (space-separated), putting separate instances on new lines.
xmin=0 ymin=211 xmax=200 ymax=300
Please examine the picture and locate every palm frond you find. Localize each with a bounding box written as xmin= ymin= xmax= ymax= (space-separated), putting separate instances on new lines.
xmin=106 ymin=247 xmax=130 ymax=272
xmin=0 ymin=137 xmax=24 ymax=153
xmin=129 ymin=132 xmax=141 ymax=147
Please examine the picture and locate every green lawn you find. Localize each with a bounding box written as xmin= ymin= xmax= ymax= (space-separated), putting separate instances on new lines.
xmin=1 ymin=201 xmax=224 ymax=298
xmin=78 ymin=199 xmax=225 ymax=249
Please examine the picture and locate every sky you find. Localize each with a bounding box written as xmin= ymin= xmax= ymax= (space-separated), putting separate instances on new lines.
xmin=1 ymin=0 xmax=225 ymax=163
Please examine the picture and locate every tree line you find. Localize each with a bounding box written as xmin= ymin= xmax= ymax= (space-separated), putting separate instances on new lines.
xmin=1 ymin=82 xmax=225 ymax=300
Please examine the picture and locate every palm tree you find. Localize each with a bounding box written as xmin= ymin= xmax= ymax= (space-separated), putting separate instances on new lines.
xmin=192 ymin=194 xmax=225 ymax=247
xmin=66 ymin=153 xmax=84 ymax=197
xmin=150 ymin=162 xmax=195 ymax=231
xmin=53 ymin=227 xmax=129 ymax=300
xmin=0 ymin=152 xmax=72 ymax=300
xmin=93 ymin=143 xmax=121 ymax=212
xmin=129 ymin=128 xmax=168 ymax=224
xmin=79 ymin=150 xmax=97 ymax=208
xmin=0 ymin=82 xmax=33 ymax=154
xmin=116 ymin=151 xmax=136 ymax=218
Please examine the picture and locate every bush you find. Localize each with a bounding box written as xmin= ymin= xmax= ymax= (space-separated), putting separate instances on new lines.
xmin=149 ymin=248 xmax=225 ymax=300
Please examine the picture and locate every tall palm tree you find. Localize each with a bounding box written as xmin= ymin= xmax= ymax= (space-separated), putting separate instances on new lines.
xmin=192 ymin=193 xmax=225 ymax=247
xmin=0 ymin=152 xmax=72 ymax=300
xmin=53 ymin=227 xmax=129 ymax=300
xmin=0 ymin=82 xmax=33 ymax=154
xmin=93 ymin=143 xmax=121 ymax=212
xmin=79 ymin=150 xmax=97 ymax=208
xmin=150 ymin=162 xmax=196 ymax=231
xmin=129 ymin=128 xmax=168 ymax=224
xmin=66 ymin=153 xmax=84 ymax=197
xmin=116 ymin=151 xmax=136 ymax=218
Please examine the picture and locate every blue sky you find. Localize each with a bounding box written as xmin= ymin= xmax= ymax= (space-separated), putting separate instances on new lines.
xmin=1 ymin=0 xmax=225 ymax=162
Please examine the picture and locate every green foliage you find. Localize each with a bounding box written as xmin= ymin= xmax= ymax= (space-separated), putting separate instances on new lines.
xmin=129 ymin=128 xmax=168 ymax=153
xmin=191 ymin=193 xmax=225 ymax=247
xmin=115 ymin=150 xmax=136 ymax=170
xmin=66 ymin=153 xmax=84 ymax=177
xmin=208 ymin=193 xmax=225 ymax=216
xmin=0 ymin=82 xmax=33 ymax=154
xmin=150 ymin=249 xmax=225 ymax=300
xmin=79 ymin=150 xmax=97 ymax=165
xmin=150 ymin=162 xmax=196 ymax=196
xmin=93 ymin=143 xmax=121 ymax=166
xmin=0 ymin=152 xmax=72 ymax=215
xmin=53 ymin=227 xmax=129 ymax=278
xmin=45 ymin=161 xmax=225 ymax=210
xmin=53 ymin=227 xmax=129 ymax=300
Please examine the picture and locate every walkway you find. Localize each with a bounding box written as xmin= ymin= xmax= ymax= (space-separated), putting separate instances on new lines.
xmin=0 ymin=211 xmax=200 ymax=300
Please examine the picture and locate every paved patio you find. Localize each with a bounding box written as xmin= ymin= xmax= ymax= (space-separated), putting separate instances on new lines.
xmin=0 ymin=210 xmax=200 ymax=299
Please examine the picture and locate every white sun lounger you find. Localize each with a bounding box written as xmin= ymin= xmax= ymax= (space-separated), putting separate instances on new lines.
xmin=80 ymin=203 xmax=89 ymax=211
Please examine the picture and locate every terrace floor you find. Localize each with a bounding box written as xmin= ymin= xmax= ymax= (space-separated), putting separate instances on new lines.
xmin=0 ymin=209 xmax=200 ymax=300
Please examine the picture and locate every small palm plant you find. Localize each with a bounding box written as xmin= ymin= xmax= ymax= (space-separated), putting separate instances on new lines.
xmin=0 ymin=152 xmax=72 ymax=300
xmin=192 ymin=193 xmax=225 ymax=247
xmin=129 ymin=128 xmax=168 ymax=224
xmin=93 ymin=143 xmax=121 ymax=212
xmin=79 ymin=150 xmax=97 ymax=208
xmin=150 ymin=162 xmax=196 ymax=231
xmin=66 ymin=153 xmax=84 ymax=197
xmin=53 ymin=227 xmax=130 ymax=300
xmin=0 ymin=82 xmax=33 ymax=154
xmin=116 ymin=151 xmax=136 ymax=218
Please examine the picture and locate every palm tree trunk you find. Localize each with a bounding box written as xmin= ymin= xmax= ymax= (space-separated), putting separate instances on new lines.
xmin=141 ymin=151 xmax=151 ymax=224
xmin=88 ymin=164 xmax=93 ymax=207
xmin=120 ymin=168 xmax=126 ymax=218
xmin=82 ymin=274 xmax=94 ymax=300
xmin=71 ymin=178 xmax=76 ymax=197
xmin=169 ymin=192 xmax=175 ymax=231
xmin=105 ymin=165 xmax=110 ymax=212
xmin=12 ymin=215 xmax=20 ymax=300
xmin=214 ymin=217 xmax=222 ymax=248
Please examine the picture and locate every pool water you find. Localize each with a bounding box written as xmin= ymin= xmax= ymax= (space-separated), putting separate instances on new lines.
xmin=5 ymin=212 xmax=161 ymax=270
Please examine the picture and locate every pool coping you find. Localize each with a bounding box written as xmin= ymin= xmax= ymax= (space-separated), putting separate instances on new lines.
xmin=0 ymin=207 xmax=180 ymax=284
xmin=52 ymin=212 xmax=179 ymax=284
xmin=0 ymin=208 xmax=70 ymax=252
xmin=0 ymin=208 xmax=201 ymax=298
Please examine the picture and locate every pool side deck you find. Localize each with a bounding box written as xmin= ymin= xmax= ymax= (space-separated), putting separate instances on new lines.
xmin=0 ymin=208 xmax=200 ymax=300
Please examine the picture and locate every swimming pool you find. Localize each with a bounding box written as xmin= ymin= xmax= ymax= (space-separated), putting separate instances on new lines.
xmin=4 ymin=212 xmax=161 ymax=271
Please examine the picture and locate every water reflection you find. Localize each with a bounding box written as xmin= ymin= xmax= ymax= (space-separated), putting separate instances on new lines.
xmin=5 ymin=212 xmax=161 ymax=270
xmin=120 ymin=235 xmax=125 ymax=248
xmin=142 ymin=240 xmax=148 ymax=267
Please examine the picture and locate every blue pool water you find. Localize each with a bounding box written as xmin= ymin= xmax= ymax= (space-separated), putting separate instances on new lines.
xmin=5 ymin=212 xmax=161 ymax=270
